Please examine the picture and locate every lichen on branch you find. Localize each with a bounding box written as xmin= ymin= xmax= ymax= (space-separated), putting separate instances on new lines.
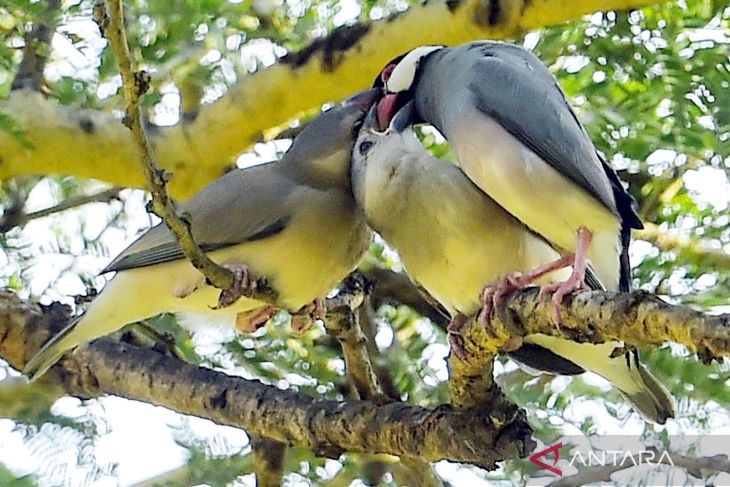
xmin=449 ymin=287 xmax=730 ymax=378
xmin=0 ymin=290 xmax=533 ymax=468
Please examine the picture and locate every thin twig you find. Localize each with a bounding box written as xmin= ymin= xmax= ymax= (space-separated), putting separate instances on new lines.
xmin=11 ymin=0 xmax=62 ymax=91
xmin=359 ymin=301 xmax=400 ymax=400
xmin=0 ymin=187 xmax=122 ymax=232
xmin=97 ymin=0 xmax=234 ymax=290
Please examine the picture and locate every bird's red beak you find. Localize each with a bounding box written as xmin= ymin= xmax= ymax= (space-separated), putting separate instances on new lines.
xmin=376 ymin=94 xmax=398 ymax=131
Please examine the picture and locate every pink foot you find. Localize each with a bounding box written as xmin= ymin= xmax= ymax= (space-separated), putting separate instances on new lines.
xmin=538 ymin=227 xmax=592 ymax=324
xmin=216 ymin=264 xmax=258 ymax=309
xmin=476 ymin=273 xmax=530 ymax=352
xmin=290 ymin=299 xmax=326 ymax=333
xmin=538 ymin=271 xmax=588 ymax=324
xmin=447 ymin=314 xmax=470 ymax=362
xmin=478 ymin=273 xmax=522 ymax=332
xmin=236 ymin=306 xmax=278 ymax=333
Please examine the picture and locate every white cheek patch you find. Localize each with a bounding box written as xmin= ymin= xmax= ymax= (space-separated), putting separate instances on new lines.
xmin=386 ymin=45 xmax=444 ymax=93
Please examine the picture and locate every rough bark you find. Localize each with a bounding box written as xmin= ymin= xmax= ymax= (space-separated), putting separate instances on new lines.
xmin=0 ymin=0 xmax=666 ymax=198
xmin=251 ymin=437 xmax=287 ymax=487
xmin=0 ymin=290 xmax=532 ymax=469
xmin=2 ymin=281 xmax=727 ymax=468
xmin=446 ymin=287 xmax=730 ymax=400
xmin=324 ymin=278 xmax=442 ymax=486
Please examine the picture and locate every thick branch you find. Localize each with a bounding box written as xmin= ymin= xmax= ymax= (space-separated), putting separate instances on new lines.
xmin=99 ymin=0 xmax=234 ymax=290
xmin=1 ymin=0 xmax=666 ymax=197
xmin=451 ymin=288 xmax=730 ymax=375
xmin=0 ymin=291 xmax=533 ymax=468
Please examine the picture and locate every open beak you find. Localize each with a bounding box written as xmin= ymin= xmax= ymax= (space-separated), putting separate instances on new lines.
xmin=343 ymin=88 xmax=381 ymax=110
xmin=362 ymin=105 xmax=379 ymax=131
xmin=390 ymin=101 xmax=414 ymax=133
xmin=376 ymin=94 xmax=399 ymax=131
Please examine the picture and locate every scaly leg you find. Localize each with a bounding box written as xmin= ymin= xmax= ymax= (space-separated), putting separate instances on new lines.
xmin=478 ymin=253 xmax=576 ymax=331
xmin=236 ymin=306 xmax=278 ymax=333
xmin=538 ymin=227 xmax=592 ymax=323
xmin=290 ymin=299 xmax=326 ymax=333
xmin=216 ymin=264 xmax=258 ymax=309
xmin=447 ymin=314 xmax=470 ymax=362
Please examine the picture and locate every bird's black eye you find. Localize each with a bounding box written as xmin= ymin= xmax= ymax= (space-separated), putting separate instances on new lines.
xmin=358 ymin=140 xmax=374 ymax=155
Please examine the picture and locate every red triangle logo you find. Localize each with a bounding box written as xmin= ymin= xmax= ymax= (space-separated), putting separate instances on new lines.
xmin=529 ymin=442 xmax=563 ymax=476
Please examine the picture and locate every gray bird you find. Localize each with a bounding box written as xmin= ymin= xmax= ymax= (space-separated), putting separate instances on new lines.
xmin=373 ymin=41 xmax=644 ymax=318
xmin=24 ymin=91 xmax=377 ymax=381
xmin=351 ymin=102 xmax=674 ymax=424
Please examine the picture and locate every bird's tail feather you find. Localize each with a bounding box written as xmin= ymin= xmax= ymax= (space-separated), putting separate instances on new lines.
xmin=617 ymin=351 xmax=676 ymax=424
xmin=525 ymin=335 xmax=675 ymax=424
xmin=23 ymin=316 xmax=84 ymax=381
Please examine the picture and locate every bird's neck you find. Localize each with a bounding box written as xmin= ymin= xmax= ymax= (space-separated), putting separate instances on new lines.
xmin=280 ymin=147 xmax=352 ymax=189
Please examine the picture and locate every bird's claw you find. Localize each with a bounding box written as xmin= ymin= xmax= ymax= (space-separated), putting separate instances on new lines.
xmin=447 ymin=314 xmax=471 ymax=362
xmin=290 ymin=299 xmax=326 ymax=333
xmin=538 ymin=271 xmax=587 ymax=324
xmin=478 ymin=272 xmax=524 ymax=332
xmin=216 ymin=264 xmax=257 ymax=309
xmin=235 ymin=305 xmax=278 ymax=333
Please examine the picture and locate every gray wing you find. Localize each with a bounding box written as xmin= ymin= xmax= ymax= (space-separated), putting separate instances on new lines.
xmin=103 ymin=163 xmax=294 ymax=273
xmin=467 ymin=43 xmax=618 ymax=214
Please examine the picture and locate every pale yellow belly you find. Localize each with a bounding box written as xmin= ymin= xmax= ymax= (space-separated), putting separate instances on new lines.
xmin=79 ymin=201 xmax=370 ymax=339
xmin=450 ymin=113 xmax=622 ymax=289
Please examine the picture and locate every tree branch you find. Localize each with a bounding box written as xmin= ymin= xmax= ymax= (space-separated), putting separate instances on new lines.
xmin=0 ymin=186 xmax=121 ymax=232
xmin=0 ymin=290 xmax=533 ymax=468
xmin=325 ymin=276 xmax=443 ymax=487
xmin=366 ymin=266 xmax=449 ymax=328
xmin=449 ymin=288 xmax=730 ymax=377
xmin=11 ymin=0 xmax=61 ymax=91
xmin=1 ymin=0 xmax=666 ymax=197
xmin=325 ymin=275 xmax=389 ymax=404
xmin=251 ymin=437 xmax=286 ymax=487
xmin=98 ymin=0 xmax=234 ymax=290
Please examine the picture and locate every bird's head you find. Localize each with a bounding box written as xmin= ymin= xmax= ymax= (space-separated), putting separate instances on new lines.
xmin=289 ymin=88 xmax=380 ymax=159
xmin=372 ymin=46 xmax=443 ymax=131
xmin=353 ymin=100 xmax=416 ymax=166
xmin=283 ymin=88 xmax=380 ymax=186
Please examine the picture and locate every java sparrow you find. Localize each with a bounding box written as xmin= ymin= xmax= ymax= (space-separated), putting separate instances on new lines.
xmin=350 ymin=102 xmax=674 ymax=424
xmin=373 ymin=41 xmax=644 ymax=321
xmin=24 ymin=90 xmax=377 ymax=380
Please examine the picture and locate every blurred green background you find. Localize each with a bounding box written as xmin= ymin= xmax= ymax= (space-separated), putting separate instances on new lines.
xmin=0 ymin=0 xmax=729 ymax=485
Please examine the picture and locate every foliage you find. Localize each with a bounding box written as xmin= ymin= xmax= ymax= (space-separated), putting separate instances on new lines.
xmin=0 ymin=0 xmax=728 ymax=485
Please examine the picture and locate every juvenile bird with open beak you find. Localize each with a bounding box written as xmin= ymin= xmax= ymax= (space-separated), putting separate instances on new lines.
xmin=373 ymin=41 xmax=643 ymax=323
xmin=351 ymin=101 xmax=674 ymax=424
